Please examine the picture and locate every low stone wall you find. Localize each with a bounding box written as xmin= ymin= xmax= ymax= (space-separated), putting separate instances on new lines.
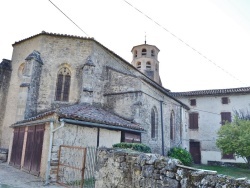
xmin=95 ymin=148 xmax=250 ymax=188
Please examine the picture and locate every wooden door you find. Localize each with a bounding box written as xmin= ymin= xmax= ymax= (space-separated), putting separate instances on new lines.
xmin=189 ymin=141 xmax=201 ymax=164
xmin=9 ymin=127 xmax=25 ymax=168
xmin=23 ymin=124 xmax=45 ymax=176
xmin=30 ymin=125 xmax=45 ymax=175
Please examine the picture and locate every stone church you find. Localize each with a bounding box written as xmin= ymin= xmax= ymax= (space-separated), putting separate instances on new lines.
xmin=0 ymin=31 xmax=189 ymax=178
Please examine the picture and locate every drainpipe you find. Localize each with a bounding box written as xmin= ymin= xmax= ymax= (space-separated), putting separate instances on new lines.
xmin=44 ymin=119 xmax=65 ymax=185
xmin=180 ymin=107 xmax=183 ymax=141
xmin=160 ymin=101 xmax=164 ymax=156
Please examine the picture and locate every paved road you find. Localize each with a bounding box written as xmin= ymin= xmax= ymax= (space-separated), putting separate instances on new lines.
xmin=0 ymin=162 xmax=61 ymax=188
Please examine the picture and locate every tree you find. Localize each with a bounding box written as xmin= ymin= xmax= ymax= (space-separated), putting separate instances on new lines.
xmin=216 ymin=117 xmax=250 ymax=166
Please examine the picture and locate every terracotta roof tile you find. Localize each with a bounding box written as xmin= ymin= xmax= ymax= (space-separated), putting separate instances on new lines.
xmin=170 ymin=87 xmax=250 ymax=97
xmin=14 ymin=103 xmax=144 ymax=131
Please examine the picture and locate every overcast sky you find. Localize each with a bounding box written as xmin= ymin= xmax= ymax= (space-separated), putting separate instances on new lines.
xmin=1 ymin=0 xmax=250 ymax=91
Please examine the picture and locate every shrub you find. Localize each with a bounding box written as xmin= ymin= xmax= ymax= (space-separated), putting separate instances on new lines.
xmin=113 ymin=142 xmax=151 ymax=153
xmin=168 ymin=147 xmax=193 ymax=166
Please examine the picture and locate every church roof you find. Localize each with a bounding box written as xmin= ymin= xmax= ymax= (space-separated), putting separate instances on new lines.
xmin=12 ymin=31 xmax=189 ymax=109
xmin=170 ymin=87 xmax=250 ymax=97
xmin=131 ymin=44 xmax=160 ymax=52
xmin=13 ymin=103 xmax=144 ymax=132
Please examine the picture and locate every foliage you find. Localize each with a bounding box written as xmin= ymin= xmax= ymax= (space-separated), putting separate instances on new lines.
xmin=233 ymin=108 xmax=250 ymax=120
xmin=113 ymin=142 xmax=151 ymax=153
xmin=168 ymin=147 xmax=193 ymax=166
xmin=216 ymin=117 xmax=250 ymax=166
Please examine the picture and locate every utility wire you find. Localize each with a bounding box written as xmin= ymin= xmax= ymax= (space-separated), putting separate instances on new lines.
xmin=48 ymin=0 xmax=89 ymax=37
xmin=48 ymin=0 xmax=235 ymax=117
xmin=123 ymin=0 xmax=246 ymax=86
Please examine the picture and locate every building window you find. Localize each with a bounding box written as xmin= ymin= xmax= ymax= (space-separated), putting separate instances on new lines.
xmin=189 ymin=113 xmax=198 ymax=129
xmin=121 ymin=132 xmax=141 ymax=143
xmin=18 ymin=63 xmax=25 ymax=78
xmin=146 ymin=61 xmax=151 ymax=69
xmin=134 ymin=50 xmax=137 ymax=58
xmin=222 ymin=97 xmax=229 ymax=104
xmin=142 ymin=49 xmax=147 ymax=56
xmin=190 ymin=99 xmax=196 ymax=106
xmin=222 ymin=153 xmax=234 ymax=159
xmin=170 ymin=111 xmax=174 ymax=140
xmin=221 ymin=112 xmax=231 ymax=125
xmin=55 ymin=67 xmax=71 ymax=101
xmin=136 ymin=62 xmax=141 ymax=69
xmin=151 ymin=108 xmax=157 ymax=139
xmin=151 ymin=50 xmax=155 ymax=57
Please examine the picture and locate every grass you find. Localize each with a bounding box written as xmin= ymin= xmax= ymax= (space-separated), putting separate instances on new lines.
xmin=192 ymin=164 xmax=250 ymax=179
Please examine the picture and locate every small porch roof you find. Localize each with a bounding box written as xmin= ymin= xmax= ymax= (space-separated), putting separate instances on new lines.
xmin=12 ymin=103 xmax=145 ymax=133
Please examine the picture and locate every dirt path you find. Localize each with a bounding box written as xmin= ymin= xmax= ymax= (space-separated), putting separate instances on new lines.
xmin=0 ymin=162 xmax=61 ymax=188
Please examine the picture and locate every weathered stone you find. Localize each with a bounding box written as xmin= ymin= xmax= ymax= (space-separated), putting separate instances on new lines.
xmin=145 ymin=154 xmax=159 ymax=165
xmin=142 ymin=165 xmax=154 ymax=178
xmin=95 ymin=149 xmax=250 ymax=188
xmin=116 ymin=156 xmax=125 ymax=163
xmin=162 ymin=177 xmax=179 ymax=187
xmin=166 ymin=171 xmax=175 ymax=178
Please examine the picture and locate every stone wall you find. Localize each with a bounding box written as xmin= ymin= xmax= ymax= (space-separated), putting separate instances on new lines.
xmin=0 ymin=59 xmax=11 ymax=147
xmin=95 ymin=148 xmax=250 ymax=188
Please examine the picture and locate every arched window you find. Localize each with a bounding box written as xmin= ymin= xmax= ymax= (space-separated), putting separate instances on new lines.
xmin=142 ymin=49 xmax=147 ymax=56
xmin=55 ymin=67 xmax=71 ymax=101
xmin=146 ymin=61 xmax=151 ymax=69
xmin=170 ymin=111 xmax=175 ymax=140
xmin=18 ymin=63 xmax=25 ymax=78
xmin=136 ymin=62 xmax=141 ymax=69
xmin=151 ymin=50 xmax=155 ymax=57
xmin=134 ymin=50 xmax=137 ymax=58
xmin=151 ymin=108 xmax=157 ymax=139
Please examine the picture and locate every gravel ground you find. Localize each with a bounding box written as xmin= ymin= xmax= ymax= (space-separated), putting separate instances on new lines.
xmin=0 ymin=162 xmax=62 ymax=188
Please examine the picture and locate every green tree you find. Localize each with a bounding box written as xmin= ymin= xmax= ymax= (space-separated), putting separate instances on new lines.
xmin=216 ymin=117 xmax=250 ymax=166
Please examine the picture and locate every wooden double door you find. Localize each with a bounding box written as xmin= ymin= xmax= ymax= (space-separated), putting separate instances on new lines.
xmin=10 ymin=127 xmax=25 ymax=168
xmin=10 ymin=124 xmax=45 ymax=176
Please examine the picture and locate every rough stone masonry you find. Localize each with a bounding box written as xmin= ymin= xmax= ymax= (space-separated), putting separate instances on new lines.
xmin=95 ymin=148 xmax=250 ymax=188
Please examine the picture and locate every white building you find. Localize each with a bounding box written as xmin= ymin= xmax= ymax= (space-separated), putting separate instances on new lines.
xmin=171 ymin=87 xmax=250 ymax=164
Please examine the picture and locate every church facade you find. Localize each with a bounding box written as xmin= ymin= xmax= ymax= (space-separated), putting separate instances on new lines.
xmin=0 ymin=31 xmax=189 ymax=178
xmin=1 ymin=31 xmax=249 ymax=179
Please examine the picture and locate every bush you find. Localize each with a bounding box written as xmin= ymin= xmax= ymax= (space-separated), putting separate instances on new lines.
xmin=113 ymin=142 xmax=151 ymax=153
xmin=168 ymin=147 xmax=193 ymax=166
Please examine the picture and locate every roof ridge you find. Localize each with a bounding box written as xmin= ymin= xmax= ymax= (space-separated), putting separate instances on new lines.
xmin=170 ymin=86 xmax=250 ymax=97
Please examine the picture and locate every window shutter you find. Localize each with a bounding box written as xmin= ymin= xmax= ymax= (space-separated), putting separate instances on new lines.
xmin=189 ymin=113 xmax=198 ymax=129
xmin=221 ymin=112 xmax=231 ymax=125
xmin=222 ymin=97 xmax=229 ymax=104
xmin=190 ymin=99 xmax=196 ymax=106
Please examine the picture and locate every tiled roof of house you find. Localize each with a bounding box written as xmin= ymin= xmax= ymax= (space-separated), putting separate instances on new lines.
xmin=14 ymin=103 xmax=144 ymax=131
xmin=170 ymin=87 xmax=250 ymax=97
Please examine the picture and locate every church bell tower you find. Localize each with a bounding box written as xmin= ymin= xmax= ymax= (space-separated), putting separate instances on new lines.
xmin=131 ymin=41 xmax=161 ymax=85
